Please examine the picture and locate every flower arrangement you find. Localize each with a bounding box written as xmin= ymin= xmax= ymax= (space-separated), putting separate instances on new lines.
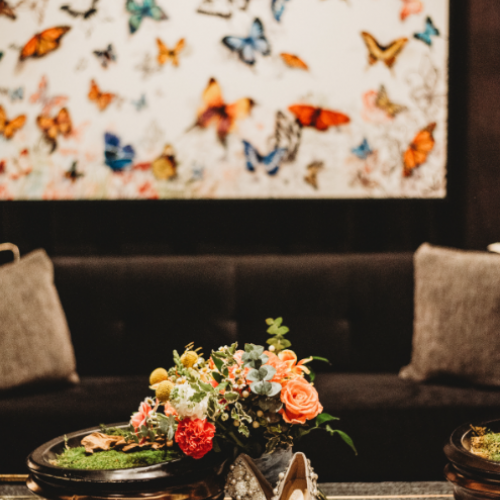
xmin=123 ymin=317 xmax=356 ymax=461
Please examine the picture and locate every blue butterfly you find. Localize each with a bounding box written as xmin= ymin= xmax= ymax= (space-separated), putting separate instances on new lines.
xmin=271 ymin=0 xmax=290 ymax=22
xmin=126 ymin=0 xmax=168 ymax=34
xmin=222 ymin=18 xmax=270 ymax=66
xmin=131 ymin=94 xmax=146 ymax=111
xmin=414 ymin=17 xmax=440 ymax=46
xmin=243 ymin=141 xmax=287 ymax=176
xmin=9 ymin=87 xmax=23 ymax=102
xmin=351 ymin=139 xmax=374 ymax=160
xmin=104 ymin=133 xmax=136 ymax=171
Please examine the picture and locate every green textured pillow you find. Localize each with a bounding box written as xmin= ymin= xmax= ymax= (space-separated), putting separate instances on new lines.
xmin=400 ymin=243 xmax=500 ymax=386
xmin=0 ymin=247 xmax=79 ymax=391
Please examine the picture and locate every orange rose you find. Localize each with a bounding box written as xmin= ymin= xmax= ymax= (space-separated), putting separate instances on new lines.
xmin=278 ymin=350 xmax=312 ymax=377
xmin=279 ymin=377 xmax=323 ymax=424
xmin=264 ymin=351 xmax=292 ymax=383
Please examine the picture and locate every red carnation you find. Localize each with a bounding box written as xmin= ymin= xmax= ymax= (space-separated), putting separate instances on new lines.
xmin=175 ymin=418 xmax=216 ymax=459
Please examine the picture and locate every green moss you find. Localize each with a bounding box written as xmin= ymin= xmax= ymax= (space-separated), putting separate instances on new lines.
xmin=54 ymin=447 xmax=179 ymax=470
xmin=470 ymin=428 xmax=500 ymax=461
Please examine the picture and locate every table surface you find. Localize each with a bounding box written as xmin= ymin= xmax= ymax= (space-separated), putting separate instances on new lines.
xmin=0 ymin=479 xmax=454 ymax=500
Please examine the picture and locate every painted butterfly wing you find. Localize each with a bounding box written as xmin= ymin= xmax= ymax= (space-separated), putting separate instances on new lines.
xmin=274 ymin=110 xmax=302 ymax=162
xmin=351 ymin=139 xmax=373 ymax=160
xmin=55 ymin=108 xmax=72 ymax=136
xmin=0 ymin=0 xmax=16 ymax=19
xmin=222 ymin=36 xmax=248 ymax=53
xmin=242 ymin=141 xmax=261 ymax=172
xmin=375 ymin=85 xmax=407 ymax=118
xmin=414 ymin=17 xmax=440 ymax=46
xmin=9 ymin=87 xmax=24 ymax=101
xmin=261 ymin=147 xmax=287 ymax=175
xmin=360 ymin=32 xmax=408 ymax=68
xmin=280 ymin=53 xmax=308 ymax=70
xmin=197 ymin=0 xmax=233 ymax=19
xmin=315 ymin=109 xmax=350 ymax=130
xmin=403 ymin=123 xmax=436 ymax=177
xmin=288 ymin=104 xmax=317 ymax=127
xmin=400 ymin=0 xmax=422 ymax=21
xmin=104 ymin=133 xmax=135 ymax=171
xmin=20 ymin=26 xmax=71 ymax=61
xmin=271 ymin=0 xmax=289 ymax=22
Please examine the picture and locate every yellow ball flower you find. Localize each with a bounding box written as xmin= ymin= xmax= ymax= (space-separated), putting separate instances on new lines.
xmin=180 ymin=351 xmax=199 ymax=368
xmin=156 ymin=380 xmax=175 ymax=402
xmin=150 ymin=368 xmax=168 ymax=386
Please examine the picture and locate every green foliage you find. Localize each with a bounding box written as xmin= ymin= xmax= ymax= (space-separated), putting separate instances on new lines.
xmin=265 ymin=317 xmax=291 ymax=353
xmin=157 ymin=414 xmax=177 ymax=441
xmin=55 ymin=447 xmax=179 ymax=470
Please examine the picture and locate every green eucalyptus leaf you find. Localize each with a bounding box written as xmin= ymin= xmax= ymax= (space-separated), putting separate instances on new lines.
xmin=280 ymin=339 xmax=292 ymax=348
xmin=265 ymin=318 xmax=274 ymax=325
xmin=267 ymin=338 xmax=280 ymax=346
xmin=251 ymin=380 xmax=272 ymax=396
xmin=259 ymin=365 xmax=276 ymax=381
xmin=275 ymin=317 xmax=283 ymax=327
xmin=267 ymin=382 xmax=282 ymax=397
xmin=277 ymin=326 xmax=289 ymax=335
xmin=246 ymin=369 xmax=261 ymax=382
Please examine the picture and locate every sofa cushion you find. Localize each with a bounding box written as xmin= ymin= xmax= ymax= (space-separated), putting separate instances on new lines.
xmin=400 ymin=243 xmax=500 ymax=386
xmin=0 ymin=249 xmax=79 ymax=391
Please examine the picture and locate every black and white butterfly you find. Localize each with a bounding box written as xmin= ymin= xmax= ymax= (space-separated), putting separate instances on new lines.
xmin=60 ymin=0 xmax=99 ymax=19
xmin=197 ymin=0 xmax=249 ymax=19
xmin=273 ymin=110 xmax=301 ymax=163
xmin=222 ymin=18 xmax=270 ymax=66
xmin=93 ymin=44 xmax=116 ymax=68
xmin=243 ymin=141 xmax=287 ymax=176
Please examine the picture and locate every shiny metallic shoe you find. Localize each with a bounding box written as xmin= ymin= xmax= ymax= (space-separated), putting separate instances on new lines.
xmin=271 ymin=453 xmax=318 ymax=500
xmin=225 ymin=453 xmax=274 ymax=500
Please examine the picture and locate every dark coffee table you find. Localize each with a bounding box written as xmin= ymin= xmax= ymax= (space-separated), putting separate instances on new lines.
xmin=0 ymin=476 xmax=454 ymax=500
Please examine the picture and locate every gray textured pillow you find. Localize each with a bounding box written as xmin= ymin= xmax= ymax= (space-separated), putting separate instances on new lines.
xmin=400 ymin=243 xmax=500 ymax=386
xmin=0 ymin=248 xmax=79 ymax=391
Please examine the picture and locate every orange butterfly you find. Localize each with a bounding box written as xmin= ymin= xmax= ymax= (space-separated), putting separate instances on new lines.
xmin=0 ymin=0 xmax=16 ymax=19
xmin=36 ymin=108 xmax=72 ymax=151
xmin=19 ymin=26 xmax=71 ymax=61
xmin=288 ymin=105 xmax=350 ymax=131
xmin=157 ymin=38 xmax=185 ymax=66
xmin=360 ymin=32 xmax=408 ymax=68
xmin=195 ymin=77 xmax=254 ymax=144
xmin=0 ymin=106 xmax=26 ymax=139
xmin=88 ymin=80 xmax=115 ymax=111
xmin=403 ymin=123 xmax=436 ymax=177
xmin=280 ymin=53 xmax=308 ymax=70
xmin=400 ymin=0 xmax=423 ymax=21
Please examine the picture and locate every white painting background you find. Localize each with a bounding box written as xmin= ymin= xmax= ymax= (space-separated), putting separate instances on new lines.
xmin=0 ymin=0 xmax=449 ymax=199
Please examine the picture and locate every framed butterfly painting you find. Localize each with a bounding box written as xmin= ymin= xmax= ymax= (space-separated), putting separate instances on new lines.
xmin=0 ymin=0 xmax=449 ymax=199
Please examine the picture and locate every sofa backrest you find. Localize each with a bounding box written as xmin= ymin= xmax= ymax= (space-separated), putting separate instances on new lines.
xmin=52 ymin=253 xmax=414 ymax=376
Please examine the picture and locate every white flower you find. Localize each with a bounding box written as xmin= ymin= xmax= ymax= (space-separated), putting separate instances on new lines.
xmin=170 ymin=383 xmax=208 ymax=420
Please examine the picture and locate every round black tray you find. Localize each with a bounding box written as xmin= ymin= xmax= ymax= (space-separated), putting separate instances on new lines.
xmin=444 ymin=419 xmax=500 ymax=500
xmin=26 ymin=422 xmax=232 ymax=500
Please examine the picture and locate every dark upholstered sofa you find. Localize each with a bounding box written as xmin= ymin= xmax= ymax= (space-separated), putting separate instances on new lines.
xmin=2 ymin=253 xmax=500 ymax=481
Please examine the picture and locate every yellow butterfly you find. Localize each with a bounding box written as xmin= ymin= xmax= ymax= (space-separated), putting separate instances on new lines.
xmin=304 ymin=161 xmax=324 ymax=190
xmin=156 ymin=38 xmax=185 ymax=67
xmin=361 ymin=32 xmax=408 ymax=68
xmin=375 ymin=85 xmax=407 ymax=118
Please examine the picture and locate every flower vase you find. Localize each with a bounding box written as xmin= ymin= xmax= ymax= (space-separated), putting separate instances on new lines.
xmin=253 ymin=447 xmax=293 ymax=487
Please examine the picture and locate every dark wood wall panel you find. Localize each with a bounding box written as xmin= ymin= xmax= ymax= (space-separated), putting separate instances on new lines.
xmin=0 ymin=2 xmax=476 ymax=257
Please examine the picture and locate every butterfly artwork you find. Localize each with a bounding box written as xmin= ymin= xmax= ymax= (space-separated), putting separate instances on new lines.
xmin=274 ymin=110 xmax=301 ymax=162
xmin=222 ymin=18 xmax=270 ymax=66
xmin=131 ymin=94 xmax=146 ymax=111
xmin=93 ymin=44 xmax=116 ymax=68
xmin=0 ymin=0 xmax=16 ymax=19
xmin=304 ymin=161 xmax=323 ymax=190
xmin=280 ymin=53 xmax=308 ymax=70
xmin=19 ymin=26 xmax=71 ymax=61
xmin=29 ymin=75 xmax=68 ymax=115
xmin=64 ymin=161 xmax=84 ymax=182
xmin=400 ymin=0 xmax=423 ymax=21
xmin=190 ymin=165 xmax=204 ymax=182
xmin=157 ymin=38 xmax=185 ymax=67
xmin=242 ymin=140 xmax=287 ymax=176
xmin=288 ymin=105 xmax=350 ymax=131
xmin=403 ymin=122 xmax=436 ymax=177
xmin=196 ymin=0 xmax=249 ymax=20
xmin=0 ymin=106 xmax=26 ymax=140
xmin=0 ymin=86 xmax=23 ymax=102
xmin=152 ymin=144 xmax=177 ymax=180
xmin=414 ymin=17 xmax=440 ymax=46
xmin=360 ymin=32 xmax=408 ymax=69
xmin=88 ymin=79 xmax=115 ymax=111
xmin=271 ymin=0 xmax=291 ymax=22
xmin=60 ymin=0 xmax=99 ymax=19
xmin=126 ymin=0 xmax=168 ymax=35
xmin=36 ymin=107 xmax=72 ymax=152
xmin=375 ymin=85 xmax=407 ymax=118
xmin=194 ymin=77 xmax=254 ymax=145
xmin=104 ymin=132 xmax=135 ymax=171
xmin=351 ymin=139 xmax=374 ymax=160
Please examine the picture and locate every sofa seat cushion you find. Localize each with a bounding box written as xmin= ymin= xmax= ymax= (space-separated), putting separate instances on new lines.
xmin=4 ymin=374 xmax=500 ymax=480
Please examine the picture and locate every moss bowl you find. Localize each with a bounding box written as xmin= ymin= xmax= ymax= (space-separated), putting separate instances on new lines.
xmin=26 ymin=422 xmax=231 ymax=500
